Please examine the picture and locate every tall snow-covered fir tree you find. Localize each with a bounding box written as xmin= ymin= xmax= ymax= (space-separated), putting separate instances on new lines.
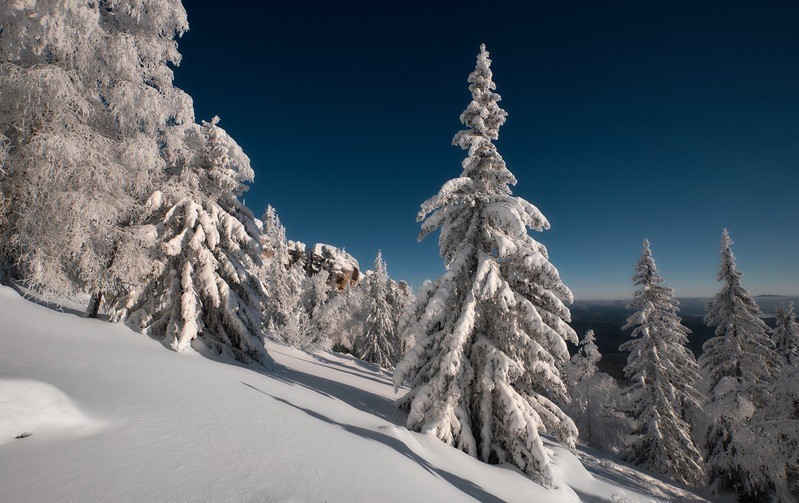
xmin=773 ymin=302 xmax=799 ymax=366
xmin=356 ymin=251 xmax=398 ymax=369
xmin=699 ymin=229 xmax=782 ymax=493
xmin=563 ymin=330 xmax=627 ymax=455
xmin=0 ymin=0 xmax=194 ymax=310
xmin=618 ymin=239 xmax=705 ymax=485
xmin=112 ymin=117 xmax=267 ymax=364
xmin=393 ymin=45 xmax=578 ymax=486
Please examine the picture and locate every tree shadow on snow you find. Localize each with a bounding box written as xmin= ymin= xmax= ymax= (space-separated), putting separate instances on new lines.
xmin=315 ymin=351 xmax=395 ymax=377
xmin=261 ymin=359 xmax=406 ymax=425
xmin=575 ymin=446 xmax=707 ymax=503
xmin=241 ymin=381 xmax=504 ymax=503
xmin=268 ymin=347 xmax=394 ymax=388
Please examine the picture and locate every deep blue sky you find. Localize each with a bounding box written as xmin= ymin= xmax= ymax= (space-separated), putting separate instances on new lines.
xmin=174 ymin=1 xmax=799 ymax=300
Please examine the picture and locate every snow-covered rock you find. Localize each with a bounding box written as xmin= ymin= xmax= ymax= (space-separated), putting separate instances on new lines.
xmin=288 ymin=241 xmax=361 ymax=289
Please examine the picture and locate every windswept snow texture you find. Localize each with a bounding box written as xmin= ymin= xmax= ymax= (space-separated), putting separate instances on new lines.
xmin=0 ymin=287 xmax=708 ymax=502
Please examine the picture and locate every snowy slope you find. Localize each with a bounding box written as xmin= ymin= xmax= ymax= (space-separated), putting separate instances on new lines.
xmin=0 ymin=287 xmax=710 ymax=502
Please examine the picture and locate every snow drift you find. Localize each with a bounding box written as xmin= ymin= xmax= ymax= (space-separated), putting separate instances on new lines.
xmin=0 ymin=286 xmax=708 ymax=502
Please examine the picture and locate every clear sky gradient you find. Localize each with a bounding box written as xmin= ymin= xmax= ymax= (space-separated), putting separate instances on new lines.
xmin=174 ymin=1 xmax=798 ymax=300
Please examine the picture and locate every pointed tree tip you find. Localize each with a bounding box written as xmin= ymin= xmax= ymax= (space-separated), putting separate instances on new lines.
xmin=721 ymin=228 xmax=733 ymax=246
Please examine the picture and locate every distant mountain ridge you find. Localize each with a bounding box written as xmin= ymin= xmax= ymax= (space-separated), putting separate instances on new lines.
xmin=569 ymin=295 xmax=798 ymax=381
xmin=573 ymin=295 xmax=799 ymax=317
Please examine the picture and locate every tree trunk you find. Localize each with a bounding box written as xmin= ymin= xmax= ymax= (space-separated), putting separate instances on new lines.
xmin=85 ymin=291 xmax=103 ymax=318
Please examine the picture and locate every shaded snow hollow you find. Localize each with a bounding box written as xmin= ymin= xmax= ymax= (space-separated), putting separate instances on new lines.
xmin=0 ymin=287 xmax=710 ymax=502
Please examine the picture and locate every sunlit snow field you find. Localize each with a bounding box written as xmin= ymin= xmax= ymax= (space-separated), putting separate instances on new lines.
xmin=0 ymin=286 xmax=713 ymax=502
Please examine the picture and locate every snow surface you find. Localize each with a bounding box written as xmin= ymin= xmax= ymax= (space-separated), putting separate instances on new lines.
xmin=0 ymin=286 xmax=711 ymax=502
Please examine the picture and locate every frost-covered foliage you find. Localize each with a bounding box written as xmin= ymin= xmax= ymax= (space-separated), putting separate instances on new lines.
xmin=261 ymin=205 xmax=305 ymax=344
xmin=356 ymin=252 xmax=398 ymax=369
xmin=699 ymin=229 xmax=782 ymax=493
xmin=112 ymin=118 xmax=267 ymax=364
xmin=392 ymin=45 xmax=577 ymax=487
xmin=296 ymin=269 xmax=332 ymax=349
xmin=563 ymin=330 xmax=627 ymax=455
xmin=318 ymin=285 xmax=366 ymax=352
xmin=261 ymin=207 xmax=342 ymax=350
xmin=729 ymin=363 xmax=799 ymax=501
xmin=567 ymin=330 xmax=601 ymax=383
xmin=773 ymin=303 xmax=799 ymax=366
xmin=0 ymin=0 xmax=193 ymax=304
xmin=618 ymin=240 xmax=705 ymax=485
xmin=391 ymin=279 xmax=417 ymax=355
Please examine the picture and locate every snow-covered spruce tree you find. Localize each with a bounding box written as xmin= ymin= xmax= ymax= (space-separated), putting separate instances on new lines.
xmin=701 ymin=229 xmax=780 ymax=389
xmin=0 ymin=0 xmax=193 ymax=309
xmin=563 ymin=330 xmax=627 ymax=455
xmin=699 ymin=229 xmax=782 ymax=493
xmin=356 ymin=252 xmax=397 ymax=369
xmin=392 ymin=45 xmax=578 ymax=486
xmin=773 ymin=302 xmax=799 ymax=366
xmin=618 ymin=239 xmax=705 ymax=485
xmin=113 ymin=117 xmax=267 ymax=363
xmin=260 ymin=205 xmax=304 ymax=344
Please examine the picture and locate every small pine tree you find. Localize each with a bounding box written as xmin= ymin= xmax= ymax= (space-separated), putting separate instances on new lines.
xmin=113 ymin=118 xmax=267 ymax=364
xmin=619 ymin=239 xmax=705 ymax=485
xmin=773 ymin=302 xmax=799 ymax=366
xmin=393 ymin=45 xmax=577 ymax=486
xmin=699 ymin=229 xmax=782 ymax=493
xmin=356 ymin=252 xmax=397 ymax=369
xmin=388 ymin=279 xmax=415 ymax=355
xmin=567 ymin=330 xmax=601 ymax=383
xmin=261 ymin=205 xmax=304 ymax=344
xmin=563 ymin=330 xmax=627 ymax=455
xmin=298 ymin=269 xmax=332 ymax=349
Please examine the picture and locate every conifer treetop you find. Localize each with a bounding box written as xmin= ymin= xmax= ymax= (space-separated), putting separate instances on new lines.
xmin=702 ymin=228 xmax=778 ymax=389
xmin=774 ymin=302 xmax=799 ymax=365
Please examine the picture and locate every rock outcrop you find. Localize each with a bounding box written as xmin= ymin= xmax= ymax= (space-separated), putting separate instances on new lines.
xmin=287 ymin=241 xmax=360 ymax=290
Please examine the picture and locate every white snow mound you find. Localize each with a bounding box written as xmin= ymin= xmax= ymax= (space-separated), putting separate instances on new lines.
xmin=0 ymin=378 xmax=98 ymax=444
